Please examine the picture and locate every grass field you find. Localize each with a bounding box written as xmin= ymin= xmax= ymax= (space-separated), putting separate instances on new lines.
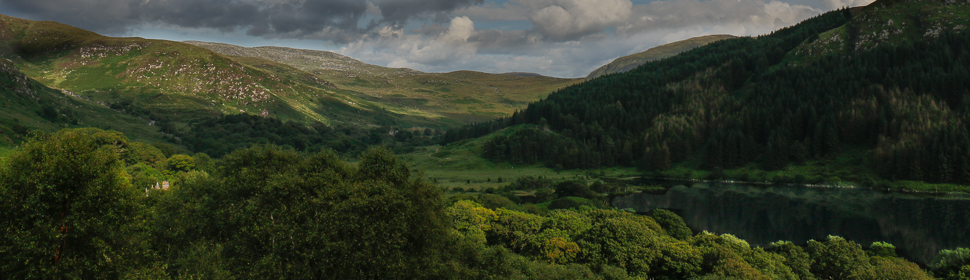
xmin=400 ymin=129 xmax=639 ymax=191
xmin=406 ymin=125 xmax=970 ymax=195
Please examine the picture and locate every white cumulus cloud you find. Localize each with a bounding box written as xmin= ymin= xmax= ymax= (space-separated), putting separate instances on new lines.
xmin=525 ymin=0 xmax=633 ymax=40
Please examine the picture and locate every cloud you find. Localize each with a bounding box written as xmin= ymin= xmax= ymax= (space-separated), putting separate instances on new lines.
xmin=344 ymin=0 xmax=829 ymax=77
xmin=0 ymin=0 xmax=142 ymax=34
xmin=344 ymin=16 xmax=478 ymax=68
xmin=454 ymin=0 xmax=633 ymax=41
xmin=0 ymin=0 xmax=482 ymax=41
xmin=616 ymin=0 xmax=821 ymax=38
xmin=526 ymin=0 xmax=633 ymax=40
xmin=373 ymin=0 xmax=484 ymax=24
xmin=452 ymin=2 xmax=529 ymax=21
xmin=404 ymin=16 xmax=477 ymax=65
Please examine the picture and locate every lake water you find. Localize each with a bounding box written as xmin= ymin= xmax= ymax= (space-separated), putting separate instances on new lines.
xmin=612 ymin=182 xmax=970 ymax=264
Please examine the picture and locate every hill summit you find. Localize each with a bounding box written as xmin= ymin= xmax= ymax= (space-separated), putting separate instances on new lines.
xmin=587 ymin=34 xmax=735 ymax=79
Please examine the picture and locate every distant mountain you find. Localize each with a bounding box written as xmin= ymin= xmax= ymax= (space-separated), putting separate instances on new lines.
xmin=586 ymin=34 xmax=735 ymax=79
xmin=502 ymin=72 xmax=545 ymax=77
xmin=0 ymin=14 xmax=355 ymax=127
xmin=185 ymin=41 xmax=580 ymax=125
xmin=0 ymin=14 xmax=578 ymax=135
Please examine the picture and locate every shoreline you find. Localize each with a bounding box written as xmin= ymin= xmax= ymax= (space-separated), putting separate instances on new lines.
xmin=612 ymin=176 xmax=970 ymax=197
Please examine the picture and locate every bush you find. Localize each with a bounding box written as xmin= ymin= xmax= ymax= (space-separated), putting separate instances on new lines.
xmin=479 ymin=193 xmax=517 ymax=210
xmin=167 ymin=154 xmax=196 ymax=172
xmin=555 ymin=180 xmax=597 ymax=199
xmin=931 ymin=248 xmax=970 ymax=280
xmin=548 ymin=197 xmax=584 ymax=210
xmin=648 ymin=209 xmax=692 ymax=240
xmin=807 ymin=235 xmax=870 ymax=280
xmin=850 ymin=256 xmax=933 ymax=280
xmin=868 ymin=241 xmax=897 ymax=258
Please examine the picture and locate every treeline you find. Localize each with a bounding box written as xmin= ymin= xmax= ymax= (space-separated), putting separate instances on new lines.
xmin=2 ymin=128 xmax=968 ymax=279
xmin=446 ymin=7 xmax=970 ymax=185
xmin=173 ymin=113 xmax=442 ymax=157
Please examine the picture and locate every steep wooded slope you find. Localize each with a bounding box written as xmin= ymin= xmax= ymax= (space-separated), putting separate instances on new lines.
xmin=447 ymin=0 xmax=970 ymax=187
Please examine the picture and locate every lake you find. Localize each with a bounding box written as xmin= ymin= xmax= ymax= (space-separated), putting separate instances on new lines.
xmin=612 ymin=182 xmax=970 ymax=264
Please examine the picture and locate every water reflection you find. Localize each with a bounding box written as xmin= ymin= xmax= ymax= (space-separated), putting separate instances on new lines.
xmin=612 ymin=183 xmax=970 ymax=264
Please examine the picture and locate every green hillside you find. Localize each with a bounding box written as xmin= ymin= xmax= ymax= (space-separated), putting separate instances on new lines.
xmin=0 ymin=14 xmax=563 ymax=135
xmin=445 ymin=0 xmax=970 ymax=192
xmin=787 ymin=0 xmax=970 ymax=64
xmin=586 ymin=34 xmax=735 ymax=79
xmin=0 ymin=57 xmax=169 ymax=149
xmin=0 ymin=15 xmax=367 ymax=126
xmin=185 ymin=41 xmax=580 ymax=124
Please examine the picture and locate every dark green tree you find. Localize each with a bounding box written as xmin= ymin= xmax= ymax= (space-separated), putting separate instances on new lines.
xmin=0 ymin=128 xmax=151 ymax=279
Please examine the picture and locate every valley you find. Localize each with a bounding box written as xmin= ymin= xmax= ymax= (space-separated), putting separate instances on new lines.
xmin=2 ymin=0 xmax=970 ymax=278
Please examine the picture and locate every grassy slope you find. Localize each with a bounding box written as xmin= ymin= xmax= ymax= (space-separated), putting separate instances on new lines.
xmin=0 ymin=57 xmax=169 ymax=151
xmin=185 ymin=41 xmax=581 ymax=124
xmin=586 ymin=34 xmax=736 ymax=79
xmin=0 ymin=15 xmax=459 ymax=129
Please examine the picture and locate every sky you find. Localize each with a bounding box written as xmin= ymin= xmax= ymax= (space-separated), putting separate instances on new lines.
xmin=0 ymin=0 xmax=875 ymax=78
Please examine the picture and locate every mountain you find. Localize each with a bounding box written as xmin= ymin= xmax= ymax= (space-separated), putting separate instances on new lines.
xmin=0 ymin=57 xmax=168 ymax=148
xmin=0 ymin=14 xmax=578 ymax=134
xmin=586 ymin=34 xmax=735 ymax=79
xmin=0 ymin=14 xmax=355 ymax=127
xmin=185 ymin=41 xmax=580 ymax=124
xmin=502 ymin=72 xmax=545 ymax=77
xmin=446 ymin=0 xmax=970 ymax=189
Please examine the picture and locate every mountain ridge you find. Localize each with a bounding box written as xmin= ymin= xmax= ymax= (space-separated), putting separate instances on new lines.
xmin=185 ymin=40 xmax=581 ymax=125
xmin=586 ymin=34 xmax=736 ymax=79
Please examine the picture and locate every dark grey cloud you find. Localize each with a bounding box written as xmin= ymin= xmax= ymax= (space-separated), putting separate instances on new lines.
xmin=142 ymin=0 xmax=265 ymax=31
xmin=244 ymin=0 xmax=368 ymax=40
xmin=0 ymin=0 xmax=481 ymax=42
xmin=468 ymin=29 xmax=536 ymax=53
xmin=374 ymin=0 xmax=484 ymax=24
xmin=0 ymin=0 xmax=141 ymax=34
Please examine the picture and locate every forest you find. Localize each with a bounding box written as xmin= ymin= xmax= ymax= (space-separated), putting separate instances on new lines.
xmin=1 ymin=128 xmax=968 ymax=279
xmin=174 ymin=113 xmax=442 ymax=158
xmin=443 ymin=7 xmax=970 ymax=187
